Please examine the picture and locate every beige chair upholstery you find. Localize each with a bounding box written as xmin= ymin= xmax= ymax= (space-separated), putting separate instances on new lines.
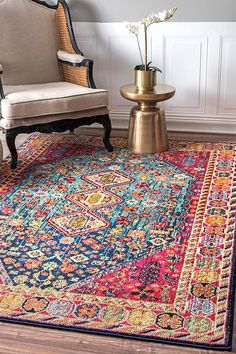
xmin=0 ymin=0 xmax=62 ymax=85
xmin=0 ymin=0 xmax=113 ymax=168
xmin=2 ymin=83 xmax=109 ymax=120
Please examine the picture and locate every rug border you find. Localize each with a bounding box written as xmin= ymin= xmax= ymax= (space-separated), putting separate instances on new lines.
xmin=224 ymin=228 xmax=236 ymax=351
xmin=0 ymin=135 xmax=235 ymax=351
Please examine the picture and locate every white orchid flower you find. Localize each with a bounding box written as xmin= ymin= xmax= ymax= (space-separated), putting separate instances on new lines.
xmin=124 ymin=22 xmax=140 ymax=36
xmin=125 ymin=7 xmax=177 ymax=70
xmin=142 ymin=7 xmax=177 ymax=25
xmin=168 ymin=7 xmax=178 ymax=17
xmin=158 ymin=10 xmax=167 ymax=21
xmin=142 ymin=16 xmax=149 ymax=24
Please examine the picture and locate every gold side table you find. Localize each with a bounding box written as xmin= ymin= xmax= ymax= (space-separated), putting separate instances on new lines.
xmin=120 ymin=83 xmax=175 ymax=154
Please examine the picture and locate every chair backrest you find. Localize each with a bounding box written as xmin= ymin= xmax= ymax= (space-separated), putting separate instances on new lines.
xmin=0 ymin=0 xmax=62 ymax=85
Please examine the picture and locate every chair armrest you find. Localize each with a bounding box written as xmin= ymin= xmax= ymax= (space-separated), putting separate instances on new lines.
xmin=57 ymin=50 xmax=85 ymax=65
xmin=0 ymin=64 xmax=5 ymax=99
xmin=57 ymin=50 xmax=95 ymax=88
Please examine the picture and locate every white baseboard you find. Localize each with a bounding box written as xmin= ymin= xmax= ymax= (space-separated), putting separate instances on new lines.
xmin=110 ymin=112 xmax=236 ymax=134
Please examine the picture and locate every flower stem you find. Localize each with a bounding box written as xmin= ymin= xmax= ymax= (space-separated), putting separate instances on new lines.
xmin=144 ymin=23 xmax=148 ymax=70
xmin=135 ymin=34 xmax=144 ymax=67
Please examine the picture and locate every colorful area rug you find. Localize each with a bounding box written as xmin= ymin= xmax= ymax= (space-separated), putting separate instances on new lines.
xmin=0 ymin=133 xmax=235 ymax=350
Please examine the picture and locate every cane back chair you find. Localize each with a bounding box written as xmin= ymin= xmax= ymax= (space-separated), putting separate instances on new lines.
xmin=0 ymin=0 xmax=113 ymax=168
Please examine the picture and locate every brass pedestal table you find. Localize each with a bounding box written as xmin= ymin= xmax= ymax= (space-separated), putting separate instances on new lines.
xmin=120 ymin=84 xmax=175 ymax=153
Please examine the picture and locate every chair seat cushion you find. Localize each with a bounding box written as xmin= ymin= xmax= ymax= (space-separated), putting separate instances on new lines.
xmin=1 ymin=82 xmax=109 ymax=119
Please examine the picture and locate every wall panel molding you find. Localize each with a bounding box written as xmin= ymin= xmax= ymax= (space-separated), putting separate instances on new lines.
xmin=73 ymin=22 xmax=236 ymax=134
xmin=217 ymin=35 xmax=236 ymax=115
xmin=163 ymin=35 xmax=208 ymax=115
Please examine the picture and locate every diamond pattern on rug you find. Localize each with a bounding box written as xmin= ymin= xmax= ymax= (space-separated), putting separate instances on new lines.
xmin=49 ymin=170 xmax=130 ymax=236
xmin=82 ymin=170 xmax=134 ymax=187
xmin=48 ymin=210 xmax=110 ymax=236
xmin=66 ymin=189 xmax=123 ymax=209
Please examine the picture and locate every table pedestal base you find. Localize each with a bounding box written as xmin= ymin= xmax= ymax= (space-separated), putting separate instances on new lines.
xmin=128 ymin=105 xmax=169 ymax=154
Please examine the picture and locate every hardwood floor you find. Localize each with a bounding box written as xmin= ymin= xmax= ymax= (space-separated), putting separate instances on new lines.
xmin=0 ymin=129 xmax=235 ymax=354
xmin=0 ymin=317 xmax=235 ymax=354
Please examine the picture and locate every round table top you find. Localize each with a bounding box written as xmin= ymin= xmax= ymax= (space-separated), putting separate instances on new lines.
xmin=120 ymin=83 xmax=176 ymax=103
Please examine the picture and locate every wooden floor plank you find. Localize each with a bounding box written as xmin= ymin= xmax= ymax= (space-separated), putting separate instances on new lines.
xmin=0 ymin=321 xmax=232 ymax=354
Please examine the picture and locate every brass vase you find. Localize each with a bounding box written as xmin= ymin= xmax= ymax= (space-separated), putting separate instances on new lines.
xmin=134 ymin=69 xmax=156 ymax=92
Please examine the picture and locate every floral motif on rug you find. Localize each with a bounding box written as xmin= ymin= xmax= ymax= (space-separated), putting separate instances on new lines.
xmin=0 ymin=134 xmax=235 ymax=350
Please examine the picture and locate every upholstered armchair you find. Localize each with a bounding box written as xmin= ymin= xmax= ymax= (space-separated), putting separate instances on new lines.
xmin=0 ymin=0 xmax=113 ymax=168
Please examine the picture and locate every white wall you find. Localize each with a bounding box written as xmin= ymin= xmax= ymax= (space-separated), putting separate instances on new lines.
xmin=68 ymin=0 xmax=236 ymax=22
xmin=73 ymin=22 xmax=236 ymax=134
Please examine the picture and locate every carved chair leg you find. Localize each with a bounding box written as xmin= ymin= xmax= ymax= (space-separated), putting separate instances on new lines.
xmin=6 ymin=132 xmax=18 ymax=169
xmin=100 ymin=114 xmax=113 ymax=152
